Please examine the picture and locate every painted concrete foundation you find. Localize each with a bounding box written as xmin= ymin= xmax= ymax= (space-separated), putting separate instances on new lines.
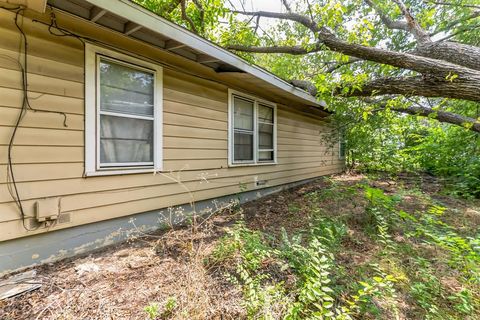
xmin=0 ymin=177 xmax=319 ymax=275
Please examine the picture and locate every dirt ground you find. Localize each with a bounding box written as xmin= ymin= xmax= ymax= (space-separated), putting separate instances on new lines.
xmin=1 ymin=173 xmax=479 ymax=320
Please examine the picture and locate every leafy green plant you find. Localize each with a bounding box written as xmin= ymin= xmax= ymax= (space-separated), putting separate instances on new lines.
xmin=163 ymin=296 xmax=178 ymax=317
xmin=144 ymin=302 xmax=160 ymax=320
xmin=448 ymin=289 xmax=475 ymax=315
xmin=409 ymin=213 xmax=480 ymax=283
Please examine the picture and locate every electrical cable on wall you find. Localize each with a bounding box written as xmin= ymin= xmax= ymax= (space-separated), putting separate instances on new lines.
xmin=0 ymin=5 xmax=69 ymax=231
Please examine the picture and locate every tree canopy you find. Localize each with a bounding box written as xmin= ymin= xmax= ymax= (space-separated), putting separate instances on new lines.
xmin=135 ymin=0 xmax=480 ymax=132
xmin=135 ymin=0 xmax=479 ymax=196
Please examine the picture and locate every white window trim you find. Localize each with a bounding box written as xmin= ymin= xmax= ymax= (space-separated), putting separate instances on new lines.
xmin=84 ymin=43 xmax=163 ymax=177
xmin=228 ymin=89 xmax=277 ymax=167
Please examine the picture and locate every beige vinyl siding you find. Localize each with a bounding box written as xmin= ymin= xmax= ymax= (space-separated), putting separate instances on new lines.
xmin=0 ymin=9 xmax=344 ymax=242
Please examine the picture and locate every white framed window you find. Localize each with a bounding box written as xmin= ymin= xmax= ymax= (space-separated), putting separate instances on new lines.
xmin=228 ymin=89 xmax=277 ymax=166
xmin=85 ymin=43 xmax=163 ymax=176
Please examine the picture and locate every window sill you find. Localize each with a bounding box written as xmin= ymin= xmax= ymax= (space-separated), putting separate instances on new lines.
xmin=228 ymin=161 xmax=277 ymax=168
xmin=84 ymin=168 xmax=161 ymax=177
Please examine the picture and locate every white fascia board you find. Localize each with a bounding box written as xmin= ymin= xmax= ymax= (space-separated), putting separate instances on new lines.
xmin=83 ymin=0 xmax=326 ymax=108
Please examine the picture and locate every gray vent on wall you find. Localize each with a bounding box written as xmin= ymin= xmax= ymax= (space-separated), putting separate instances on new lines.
xmin=57 ymin=213 xmax=72 ymax=224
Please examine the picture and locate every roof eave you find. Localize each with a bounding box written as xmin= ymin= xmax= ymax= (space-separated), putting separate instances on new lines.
xmin=83 ymin=0 xmax=326 ymax=108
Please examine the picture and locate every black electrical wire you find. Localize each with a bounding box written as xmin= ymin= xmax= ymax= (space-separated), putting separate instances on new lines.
xmin=1 ymin=6 xmax=69 ymax=231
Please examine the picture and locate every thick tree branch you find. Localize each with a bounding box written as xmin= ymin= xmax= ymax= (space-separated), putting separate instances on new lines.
xmin=391 ymin=105 xmax=480 ymax=132
xmin=343 ymin=76 xmax=480 ymax=102
xmin=412 ymin=41 xmax=480 ymax=71
xmin=290 ymin=79 xmax=318 ymax=96
xmin=315 ymin=36 xmax=480 ymax=81
xmin=228 ymin=10 xmax=480 ymax=82
xmin=363 ymin=98 xmax=480 ymax=132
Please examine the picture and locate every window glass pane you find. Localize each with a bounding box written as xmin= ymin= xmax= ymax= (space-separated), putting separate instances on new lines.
xmin=258 ymin=123 xmax=273 ymax=149
xmin=99 ymin=58 xmax=154 ymax=117
xmin=340 ymin=141 xmax=346 ymax=158
xmin=100 ymin=115 xmax=153 ymax=164
xmin=233 ymin=97 xmax=254 ymax=131
xmin=234 ymin=132 xmax=253 ymax=161
xmin=258 ymin=104 xmax=273 ymax=123
xmin=259 ymin=151 xmax=274 ymax=161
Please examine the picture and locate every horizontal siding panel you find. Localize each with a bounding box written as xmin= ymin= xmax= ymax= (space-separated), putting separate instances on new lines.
xmin=0 ymin=87 xmax=84 ymax=115
xmin=278 ymin=144 xmax=334 ymax=152
xmin=164 ymin=100 xmax=227 ymax=121
xmin=164 ymin=88 xmax=226 ymax=113
xmin=0 ymin=127 xmax=83 ymax=146
xmin=0 ymin=107 xmax=84 ymax=131
xmin=0 ymin=47 xmax=84 ymax=83
xmin=278 ymin=109 xmax=328 ymax=126
xmin=0 ymin=146 xmax=83 ymax=165
xmin=164 ymin=72 xmax=227 ymax=104
xmin=0 ymin=21 xmax=83 ymax=67
xmin=164 ymin=148 xmax=226 ymax=160
xmin=277 ymin=123 xmax=324 ymax=136
xmin=0 ymin=163 xmax=82 ymax=183
xmin=164 ymin=158 xmax=226 ymax=171
xmin=278 ymin=137 xmax=322 ymax=147
xmin=0 ymin=153 xmax=336 ymax=185
xmin=164 ymin=137 xmax=227 ymax=149
xmin=0 ymin=160 xmax=339 ymax=204
xmin=164 ymin=112 xmax=227 ymax=130
xmin=0 ymin=68 xmax=83 ymax=99
xmin=277 ymin=129 xmax=324 ymax=142
xmin=164 ymin=124 xmax=226 ymax=140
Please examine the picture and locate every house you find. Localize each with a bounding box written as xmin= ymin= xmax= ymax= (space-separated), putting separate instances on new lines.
xmin=0 ymin=0 xmax=344 ymax=274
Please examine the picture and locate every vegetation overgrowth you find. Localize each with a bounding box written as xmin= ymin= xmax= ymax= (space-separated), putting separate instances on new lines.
xmin=1 ymin=174 xmax=479 ymax=319
xmin=202 ymin=175 xmax=480 ymax=319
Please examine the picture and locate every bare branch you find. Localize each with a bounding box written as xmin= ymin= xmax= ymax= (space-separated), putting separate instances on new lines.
xmin=426 ymin=1 xmax=480 ymax=9
xmin=364 ymin=0 xmax=408 ymax=31
xmin=430 ymin=10 xmax=480 ymax=36
xmin=281 ymin=0 xmax=292 ymax=13
xmin=231 ymin=10 xmax=322 ymax=33
xmin=326 ymin=57 xmax=362 ymax=73
xmin=227 ymin=44 xmax=322 ymax=55
xmin=191 ymin=0 xmax=205 ymax=31
xmin=436 ymin=23 xmax=480 ymax=42
xmin=180 ymin=0 xmax=198 ymax=33
xmin=392 ymin=0 xmax=431 ymax=43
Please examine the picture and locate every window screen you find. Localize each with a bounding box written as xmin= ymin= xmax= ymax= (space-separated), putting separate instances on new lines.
xmin=233 ymin=96 xmax=254 ymax=161
xmin=230 ymin=93 xmax=276 ymax=165
xmin=258 ymin=104 xmax=274 ymax=162
xmin=98 ymin=58 xmax=155 ymax=167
